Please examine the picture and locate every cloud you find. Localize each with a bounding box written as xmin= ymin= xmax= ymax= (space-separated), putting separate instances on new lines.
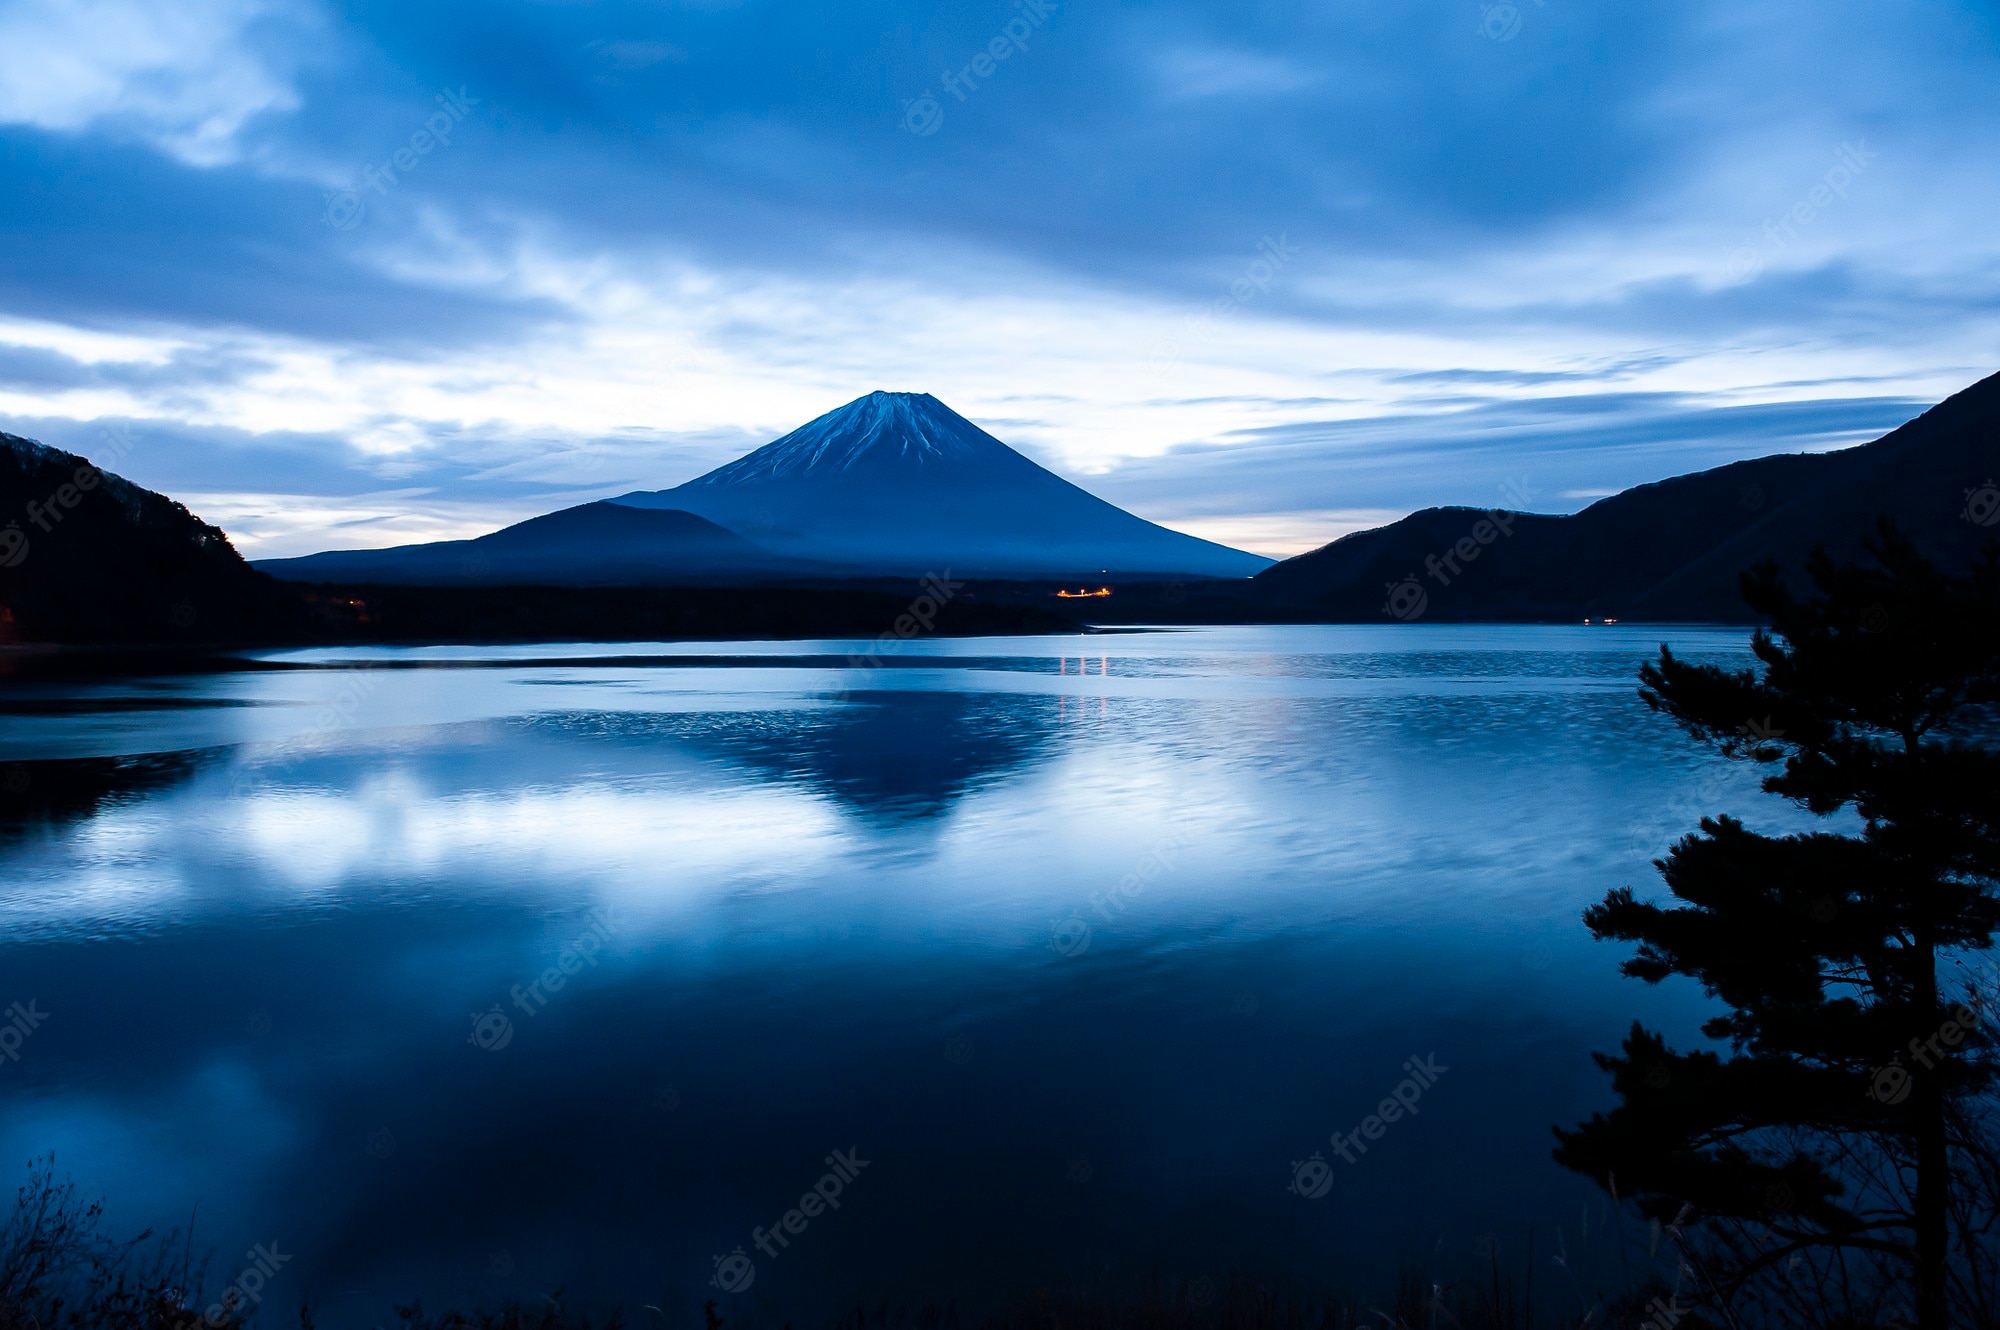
xmin=1085 ymin=390 xmax=1931 ymax=546
xmin=1150 ymin=45 xmax=1322 ymax=100
xmin=0 ymin=0 xmax=311 ymax=166
xmin=0 ymin=342 xmax=271 ymax=396
xmin=581 ymin=39 xmax=687 ymax=74
xmin=1389 ymin=369 xmax=1601 ymax=388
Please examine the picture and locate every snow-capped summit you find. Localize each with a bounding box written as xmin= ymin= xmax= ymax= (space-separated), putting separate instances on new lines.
xmin=686 ymin=392 xmax=1008 ymax=484
xmin=614 ymin=392 xmax=1271 ymax=578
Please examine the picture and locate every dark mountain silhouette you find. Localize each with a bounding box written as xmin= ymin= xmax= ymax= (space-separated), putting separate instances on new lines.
xmin=0 ymin=432 xmax=1079 ymax=647
xmin=256 ymin=500 xmax=790 ymax=585
xmin=611 ymin=390 xmax=1273 ymax=578
xmin=1252 ymin=369 xmax=2000 ymax=622
xmin=0 ymin=431 xmax=292 ymax=642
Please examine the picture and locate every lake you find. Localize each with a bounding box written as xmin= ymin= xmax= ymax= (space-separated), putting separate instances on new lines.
xmin=0 ymin=624 xmax=1789 ymax=1325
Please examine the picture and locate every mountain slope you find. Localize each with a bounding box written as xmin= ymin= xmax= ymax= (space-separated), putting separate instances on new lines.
xmin=0 ymin=431 xmax=292 ymax=642
xmin=1253 ymin=369 xmax=2000 ymax=621
xmin=612 ymin=391 xmax=1272 ymax=578
xmin=257 ymin=500 xmax=783 ymax=585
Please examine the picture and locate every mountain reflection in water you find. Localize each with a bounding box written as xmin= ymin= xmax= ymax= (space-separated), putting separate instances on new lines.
xmin=0 ymin=626 xmax=1793 ymax=1326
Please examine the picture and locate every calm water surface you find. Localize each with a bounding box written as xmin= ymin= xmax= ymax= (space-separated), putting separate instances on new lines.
xmin=0 ymin=625 xmax=1796 ymax=1323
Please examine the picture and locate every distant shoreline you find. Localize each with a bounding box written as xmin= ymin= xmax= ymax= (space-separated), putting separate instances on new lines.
xmin=0 ymin=617 xmax=1760 ymax=682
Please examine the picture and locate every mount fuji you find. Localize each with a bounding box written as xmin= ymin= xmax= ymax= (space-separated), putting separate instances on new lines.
xmin=259 ymin=392 xmax=1270 ymax=584
xmin=609 ymin=391 xmax=1270 ymax=578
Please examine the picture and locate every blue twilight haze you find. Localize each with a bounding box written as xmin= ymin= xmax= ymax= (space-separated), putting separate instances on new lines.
xmin=0 ymin=0 xmax=1994 ymax=557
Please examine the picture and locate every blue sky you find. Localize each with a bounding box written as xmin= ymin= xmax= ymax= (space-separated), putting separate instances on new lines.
xmin=0 ymin=0 xmax=1995 ymax=558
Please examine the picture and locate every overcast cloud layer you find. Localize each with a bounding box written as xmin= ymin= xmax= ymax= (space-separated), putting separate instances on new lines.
xmin=1 ymin=0 xmax=1995 ymax=557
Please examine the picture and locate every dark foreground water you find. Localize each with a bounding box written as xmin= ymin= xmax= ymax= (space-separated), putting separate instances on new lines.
xmin=0 ymin=625 xmax=1794 ymax=1325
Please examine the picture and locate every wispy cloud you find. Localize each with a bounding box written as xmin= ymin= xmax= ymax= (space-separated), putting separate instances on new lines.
xmin=0 ymin=0 xmax=312 ymax=165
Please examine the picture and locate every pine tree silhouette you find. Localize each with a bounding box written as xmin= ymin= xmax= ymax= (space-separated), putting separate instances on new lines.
xmin=1557 ymin=521 xmax=2000 ymax=1329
